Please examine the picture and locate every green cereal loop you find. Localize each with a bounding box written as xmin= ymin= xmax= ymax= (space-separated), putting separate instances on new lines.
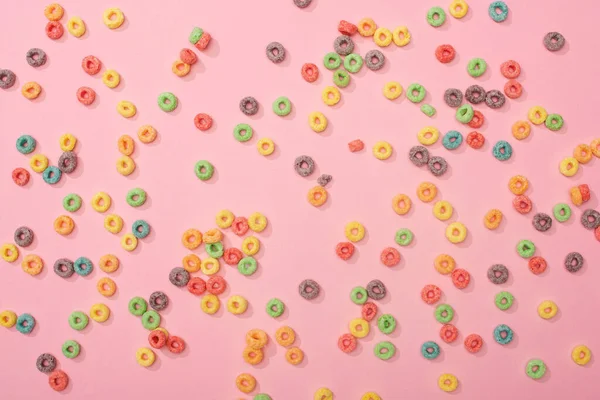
xmin=68 ymin=311 xmax=89 ymax=331
xmin=406 ymin=83 xmax=426 ymax=103
xmin=272 ymin=96 xmax=292 ymax=116
xmin=526 ymin=359 xmax=547 ymax=380
xmin=374 ymin=341 xmax=396 ymax=360
xmin=266 ymin=298 xmax=284 ymax=318
xmin=545 ymin=114 xmax=564 ymax=131
xmin=141 ymin=310 xmax=160 ymax=330
xmin=467 ymin=58 xmax=487 ymax=77
xmin=553 ymin=203 xmax=571 ymax=222
xmin=456 ymin=104 xmax=474 ymax=123
xmin=157 ymin=92 xmax=178 ymax=112
xmin=254 ymin=395 xmax=272 ymax=400
xmin=238 ymin=257 xmax=257 ymax=276
xmin=517 ymin=239 xmax=536 ymax=258
xmin=194 ymin=160 xmax=214 ymax=181
xmin=323 ymin=52 xmax=342 ymax=70
xmin=63 ymin=193 xmax=82 ymax=212
xmin=128 ymin=297 xmax=147 ymax=316
xmin=395 ymin=228 xmax=413 ymax=246
xmin=377 ymin=314 xmax=397 ymax=334
xmin=189 ymin=27 xmax=203 ymax=44
xmin=434 ymin=304 xmax=454 ymax=324
xmin=333 ymin=69 xmax=350 ymax=88
xmin=205 ymin=242 xmax=224 ymax=258
xmin=16 ymin=134 xmax=36 ymax=154
xmin=233 ymin=123 xmax=253 ymax=142
xmin=495 ymin=291 xmax=514 ymax=311
xmin=427 ymin=7 xmax=446 ymax=27
xmin=350 ymin=286 xmax=368 ymax=305
xmin=420 ymin=104 xmax=436 ymax=117
xmin=126 ymin=188 xmax=147 ymax=207
xmin=344 ymin=53 xmax=363 ymax=73
xmin=62 ymin=340 xmax=81 ymax=359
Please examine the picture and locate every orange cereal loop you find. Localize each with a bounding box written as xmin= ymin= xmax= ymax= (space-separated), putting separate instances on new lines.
xmin=573 ymin=144 xmax=593 ymax=164
xmin=181 ymin=229 xmax=202 ymax=249
xmin=22 ymin=254 xmax=43 ymax=276
xmin=308 ymin=186 xmax=328 ymax=207
xmin=392 ymin=194 xmax=411 ymax=215
xmin=434 ymin=254 xmax=455 ymax=275
xmin=137 ymin=125 xmax=157 ymax=144
xmin=246 ymin=329 xmax=268 ymax=349
xmin=242 ymin=346 xmax=264 ymax=365
xmin=97 ymin=277 xmax=117 ymax=297
xmin=417 ymin=182 xmax=437 ymax=202
xmin=484 ymin=209 xmax=503 ymax=230
xmin=44 ymin=3 xmax=64 ymax=21
xmin=508 ymin=175 xmax=529 ymax=195
xmin=203 ymin=228 xmax=223 ymax=244
xmin=235 ymin=373 xmax=256 ymax=394
xmin=275 ymin=326 xmax=296 ymax=347
xmin=570 ymin=187 xmax=583 ymax=206
xmin=512 ymin=121 xmax=531 ymax=140
xmin=22 ymin=82 xmax=42 ymax=100
xmin=285 ymin=347 xmax=304 ymax=365
xmin=99 ymin=254 xmax=119 ymax=273
xmin=172 ymin=60 xmax=191 ymax=77
xmin=590 ymin=139 xmax=600 ymax=158
xmin=182 ymin=254 xmax=201 ymax=272
xmin=54 ymin=215 xmax=75 ymax=235
xmin=358 ymin=18 xmax=377 ymax=36
xmin=118 ymin=135 xmax=135 ymax=155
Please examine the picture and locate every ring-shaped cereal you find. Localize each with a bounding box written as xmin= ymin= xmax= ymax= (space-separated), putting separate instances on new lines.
xmin=383 ymin=81 xmax=403 ymax=100
xmin=573 ymin=144 xmax=592 ymax=164
xmin=334 ymin=70 xmax=351 ymax=88
xmin=323 ymin=52 xmax=341 ymax=70
xmin=137 ymin=125 xmax=157 ymax=144
xmin=91 ymin=192 xmax=111 ymax=213
xmin=118 ymin=135 xmax=134 ymax=155
xmin=54 ymin=215 xmax=75 ymax=236
xmin=421 ymin=285 xmax=442 ymax=305
xmin=345 ymin=221 xmax=365 ymax=242
xmin=528 ymin=256 xmax=547 ymax=275
xmin=433 ymin=201 xmax=453 ymax=221
xmin=336 ymin=242 xmax=355 ymax=260
xmin=449 ymin=0 xmax=469 ymax=18
xmin=528 ymin=106 xmax=548 ymax=125
xmin=241 ymin=236 xmax=260 ymax=256
xmin=571 ymin=345 xmax=592 ymax=366
xmin=309 ymin=111 xmax=328 ymax=133
xmin=182 ymin=229 xmax=202 ymax=249
xmin=12 ymin=168 xmax=30 ymax=187
xmin=172 ymin=60 xmax=191 ymax=77
xmin=201 ymin=294 xmax=220 ymax=314
xmin=103 ymin=8 xmax=124 ymax=29
xmin=286 ymin=347 xmax=304 ymax=365
xmin=235 ymin=373 xmax=256 ymax=394
xmin=427 ymin=7 xmax=446 ymax=27
xmin=257 ymin=138 xmax=275 ymax=156
xmin=380 ymin=247 xmax=400 ymax=267
xmin=45 ymin=3 xmax=64 ymax=20
xmin=338 ymin=333 xmax=357 ymax=353
xmin=243 ymin=346 xmax=264 ymax=365
xmin=157 ymin=92 xmax=178 ymax=112
xmin=373 ymin=27 xmax=392 ymax=47
xmin=372 ymin=141 xmax=392 ymax=160
xmin=392 ymin=194 xmax=411 ymax=215
xmin=121 ymin=233 xmax=138 ymax=252
xmin=559 ymin=157 xmax=579 ymax=177
xmin=275 ymin=326 xmax=296 ymax=347
xmin=538 ymin=300 xmax=558 ymax=319
xmin=440 ymin=324 xmax=458 ymax=343
xmin=148 ymin=330 xmax=167 ymax=349
xmin=446 ymin=222 xmax=467 ymax=244
xmin=526 ymin=359 xmax=546 ymax=380
xmin=215 ymin=210 xmax=235 ymax=228
xmin=99 ymin=254 xmax=119 ymax=273
xmin=194 ymin=113 xmax=212 ymax=131
xmin=435 ymin=44 xmax=455 ymax=63
xmin=362 ymin=391 xmax=382 ymax=400
xmin=1 ymin=243 xmax=19 ymax=262
xmin=90 ymin=303 xmax=110 ymax=322
xmin=97 ymin=277 xmax=117 ymax=297
xmin=464 ymin=334 xmax=483 ymax=353
xmin=45 ymin=21 xmax=64 ymax=39
xmin=512 ymin=121 xmax=531 ymax=140
xmin=349 ymin=318 xmax=370 ymax=338
xmin=187 ymin=277 xmax=206 ymax=295
xmin=117 ymin=101 xmax=137 ymax=118
xmin=182 ymin=254 xmax=201 ymax=272
xmin=452 ymin=268 xmax=471 ymax=289
xmin=102 ymin=69 xmax=121 ymax=88
xmin=484 ymin=209 xmax=503 ymax=229
xmin=591 ymin=138 xmax=600 ymax=158
xmin=200 ymin=257 xmax=220 ymax=275
xmin=136 ymin=347 xmax=155 ymax=367
xmin=357 ymin=18 xmax=377 ymax=36
xmin=49 ymin=370 xmax=69 ymax=391
xmin=232 ymin=217 xmax=249 ymax=236
xmin=468 ymin=110 xmax=484 ymax=129
xmin=67 ymin=17 xmax=86 ymax=37
xmin=203 ymin=228 xmax=222 ymax=244
xmin=301 ymin=63 xmax=319 ymax=82
xmin=246 ymin=329 xmax=268 ymax=349
xmin=248 ymin=212 xmax=268 ymax=232
xmin=104 ymin=214 xmax=123 ymax=234
xmin=227 ymin=295 xmax=248 ymax=315
xmin=435 ymin=304 xmax=454 ymax=324
xmin=438 ymin=374 xmax=458 ymax=392
xmin=82 ymin=55 xmax=101 ymax=75
xmin=0 ymin=310 xmax=17 ymax=328
xmin=392 ymin=26 xmax=411 ymax=46
xmin=407 ymin=83 xmax=426 ymax=103
xmin=60 ymin=134 xmax=77 ymax=151
xmin=21 ymin=82 xmax=42 ymax=100
xmin=417 ymin=182 xmax=437 ymax=202
xmin=513 ymin=195 xmax=532 ymax=214
xmin=434 ymin=254 xmax=455 ymax=274
xmin=307 ymin=186 xmax=328 ymax=207
xmin=314 ymin=388 xmax=334 ymax=400
xmin=570 ymin=186 xmax=583 ymax=206
xmin=22 ymin=254 xmax=43 ymax=276
xmin=322 ymin=86 xmax=341 ymax=106
xmin=509 ymin=175 xmax=529 ymax=195
xmin=206 ymin=275 xmax=226 ymax=295
xmin=116 ymin=155 xmax=136 ymax=176
xmin=504 ymin=80 xmax=522 ymax=99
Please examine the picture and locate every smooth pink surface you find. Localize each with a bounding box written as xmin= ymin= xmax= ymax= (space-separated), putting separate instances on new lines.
xmin=0 ymin=0 xmax=599 ymax=398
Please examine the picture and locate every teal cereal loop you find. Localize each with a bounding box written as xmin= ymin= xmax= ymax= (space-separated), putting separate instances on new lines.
xmin=493 ymin=324 xmax=514 ymax=345
xmin=273 ymin=96 xmax=292 ymax=116
xmin=395 ymin=228 xmax=413 ymax=246
xmin=157 ymin=92 xmax=178 ymax=112
xmin=233 ymin=123 xmax=253 ymax=142
xmin=488 ymin=1 xmax=509 ymax=22
xmin=132 ymin=220 xmax=151 ymax=239
xmin=323 ymin=52 xmax=341 ymax=70
xmin=16 ymin=313 xmax=35 ymax=334
xmin=63 ymin=193 xmax=82 ymax=212
xmin=344 ymin=53 xmax=363 ymax=73
xmin=350 ymin=286 xmax=368 ymax=305
xmin=74 ymin=257 xmax=93 ymax=276
xmin=374 ymin=341 xmax=396 ymax=360
xmin=189 ymin=27 xmax=203 ymax=44
xmin=495 ymin=291 xmax=514 ymax=310
xmin=406 ymin=83 xmax=426 ymax=103
xmin=456 ymin=104 xmax=474 ymax=123
xmin=526 ymin=359 xmax=546 ymax=380
xmin=333 ymin=69 xmax=350 ymax=88
xmin=553 ymin=203 xmax=571 ymax=222
xmin=421 ymin=104 xmax=436 ymax=117
xmin=128 ymin=297 xmax=147 ymax=316
xmin=126 ymin=188 xmax=147 ymax=207
xmin=517 ymin=239 xmax=536 ymax=258
xmin=492 ymin=140 xmax=513 ymax=161
xmin=435 ymin=304 xmax=454 ymax=323
xmin=467 ymin=58 xmax=487 ymax=77
xmin=421 ymin=341 xmax=440 ymax=359
xmin=62 ymin=340 xmax=81 ymax=358
xmin=68 ymin=311 xmax=89 ymax=331
xmin=377 ymin=314 xmax=396 ymax=334
xmin=238 ymin=257 xmax=258 ymax=276
xmin=194 ymin=160 xmax=214 ymax=181
xmin=16 ymin=135 xmax=36 ymax=154
xmin=545 ymin=114 xmax=564 ymax=131
xmin=42 ymin=166 xmax=62 ymax=184
xmin=427 ymin=7 xmax=446 ymax=27
xmin=266 ymin=298 xmax=284 ymax=318
xmin=443 ymin=131 xmax=463 ymax=150
xmin=142 ymin=310 xmax=160 ymax=330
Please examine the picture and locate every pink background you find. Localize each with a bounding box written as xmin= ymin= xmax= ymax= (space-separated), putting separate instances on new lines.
xmin=1 ymin=0 xmax=598 ymax=398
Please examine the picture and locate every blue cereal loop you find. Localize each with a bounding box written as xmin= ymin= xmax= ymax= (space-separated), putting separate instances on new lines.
xmin=74 ymin=257 xmax=93 ymax=276
xmin=16 ymin=313 xmax=35 ymax=334
xmin=421 ymin=341 xmax=440 ymax=359
xmin=493 ymin=324 xmax=514 ymax=345
xmin=489 ymin=1 xmax=509 ymax=22
xmin=16 ymin=135 xmax=36 ymax=154
xmin=42 ymin=166 xmax=62 ymax=184
xmin=492 ymin=140 xmax=513 ymax=161
xmin=442 ymin=131 xmax=463 ymax=150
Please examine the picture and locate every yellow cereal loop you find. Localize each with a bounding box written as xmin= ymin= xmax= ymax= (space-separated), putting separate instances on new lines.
xmin=433 ymin=200 xmax=453 ymax=221
xmin=307 ymin=186 xmax=328 ymax=207
xmin=248 ymin=212 xmax=268 ymax=232
xmin=182 ymin=254 xmax=201 ymax=273
xmin=0 ymin=310 xmax=17 ymax=328
xmin=104 ymin=214 xmax=124 ymax=234
xmin=216 ymin=210 xmax=235 ymax=229
xmin=446 ymin=222 xmax=467 ymax=244
xmin=102 ymin=69 xmax=121 ymax=88
xmin=117 ymin=101 xmax=137 ymax=118
xmin=538 ymin=300 xmax=558 ymax=319
xmin=242 ymin=236 xmax=260 ymax=256
xmin=322 ymin=86 xmax=341 ymax=106
xmin=116 ymin=155 xmax=136 ymax=176
xmin=118 ymin=135 xmax=135 ymax=156
xmin=44 ymin=3 xmax=64 ymax=21
xmin=528 ymin=106 xmax=548 ymax=125
xmin=418 ymin=126 xmax=440 ymax=145
xmin=559 ymin=157 xmax=579 ymax=177
xmin=172 ymin=60 xmax=191 ymax=77
xmin=103 ymin=8 xmax=125 ymax=29
xmin=97 ymin=277 xmax=117 ymax=297
xmin=235 ymin=373 xmax=256 ymax=394
xmin=22 ymin=254 xmax=43 ymax=276
xmin=573 ymin=144 xmax=593 ymax=164
xmin=374 ymin=27 xmax=393 ymax=47
xmin=60 ymin=134 xmax=77 ymax=151
xmin=136 ymin=347 xmax=156 ymax=367
xmin=201 ymin=294 xmax=220 ymax=315
xmin=67 ymin=16 xmax=86 ymax=37
xmin=392 ymin=26 xmax=411 ymax=46
xmin=30 ymin=154 xmax=49 ymax=173
xmin=358 ymin=18 xmax=377 ymax=36
xmin=570 ymin=186 xmax=583 ymax=206
xmin=200 ymin=258 xmax=220 ymax=275
xmin=21 ymin=82 xmax=42 ymax=99
xmin=438 ymin=373 xmax=458 ymax=392
xmin=484 ymin=209 xmax=503 ymax=230
xmin=508 ymin=175 xmax=529 ymax=195
xmin=309 ymin=111 xmax=328 ymax=133
xmin=373 ymin=141 xmax=393 ymax=160
xmin=155 ymin=327 xmax=169 ymax=338
xmin=257 ymin=138 xmax=275 ymax=156
xmin=512 ymin=121 xmax=531 ymax=140
xmin=203 ymin=228 xmax=223 ymax=244
xmin=361 ymin=392 xmax=382 ymax=400
xmin=349 ymin=318 xmax=370 ymax=338
xmin=137 ymin=125 xmax=157 ymax=144
xmin=314 ymin=388 xmax=334 ymax=400
xmin=383 ymin=81 xmax=403 ymax=100
xmin=392 ymin=194 xmax=412 ymax=215
xmin=417 ymin=182 xmax=437 ymax=202
xmin=345 ymin=221 xmax=365 ymax=242
xmin=591 ymin=138 xmax=600 ymax=158
xmin=571 ymin=345 xmax=592 ymax=366
xmin=92 ymin=192 xmax=112 ymax=213
xmin=227 ymin=295 xmax=248 ymax=315
xmin=449 ymin=0 xmax=469 ymax=18
xmin=1 ymin=244 xmax=19 ymax=263
xmin=121 ymin=233 xmax=138 ymax=252
xmin=90 ymin=303 xmax=110 ymax=322
xmin=99 ymin=254 xmax=119 ymax=273
xmin=434 ymin=254 xmax=456 ymax=274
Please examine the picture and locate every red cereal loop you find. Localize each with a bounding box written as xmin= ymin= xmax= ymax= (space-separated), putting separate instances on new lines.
xmin=46 ymin=21 xmax=64 ymax=40
xmin=421 ymin=284 xmax=442 ymax=305
xmin=595 ymin=226 xmax=600 ymax=242
xmin=167 ymin=336 xmax=186 ymax=353
xmin=49 ymin=370 xmax=69 ymax=392
xmin=579 ymin=184 xmax=591 ymax=202
xmin=82 ymin=55 xmax=102 ymax=75
xmin=513 ymin=195 xmax=532 ymax=214
xmin=223 ymin=248 xmax=243 ymax=266
xmin=528 ymin=256 xmax=547 ymax=275
xmin=12 ymin=168 xmax=30 ymax=186
xmin=466 ymin=132 xmax=485 ymax=149
xmin=504 ymin=80 xmax=523 ymax=99
xmin=361 ymin=302 xmax=378 ymax=322
xmin=195 ymin=32 xmax=211 ymax=50
xmin=335 ymin=242 xmax=355 ymax=260
xmin=231 ymin=217 xmax=249 ymax=236
xmin=338 ymin=333 xmax=357 ymax=353
xmin=440 ymin=324 xmax=458 ymax=343
xmin=451 ymin=268 xmax=470 ymax=289
xmin=338 ymin=20 xmax=358 ymax=36
xmin=468 ymin=110 xmax=484 ymax=129
xmin=301 ymin=63 xmax=319 ymax=83
xmin=194 ymin=113 xmax=213 ymax=131
xmin=180 ymin=48 xmax=198 ymax=65
xmin=348 ymin=139 xmax=364 ymax=152
xmin=187 ymin=277 xmax=207 ymax=295
xmin=207 ymin=275 xmax=226 ymax=295
xmin=148 ymin=330 xmax=167 ymax=349
xmin=464 ymin=334 xmax=483 ymax=353
xmin=435 ymin=44 xmax=456 ymax=63
xmin=380 ymin=247 xmax=400 ymax=267
xmin=500 ymin=60 xmax=521 ymax=79
xmin=77 ymin=86 xmax=96 ymax=105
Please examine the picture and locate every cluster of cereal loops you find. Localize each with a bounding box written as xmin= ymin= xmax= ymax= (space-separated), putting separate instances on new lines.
xmin=293 ymin=155 xmax=333 ymax=206
xmin=558 ymin=138 xmax=599 ymax=179
xmin=508 ymin=175 xmax=558 ymax=233
xmin=34 ymin=352 xmax=70 ymax=392
xmin=335 ymin=221 xmax=366 ymax=262
xmin=434 ymin=254 xmax=471 ymax=290
xmin=409 ymin=143 xmax=449 ymax=177
xmin=78 ymin=55 xmax=122 ymax=107
xmin=116 ymin=125 xmax=158 ymax=177
xmin=275 ymin=326 xmax=305 ymax=366
xmin=2 ymin=226 xmax=45 ymax=277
